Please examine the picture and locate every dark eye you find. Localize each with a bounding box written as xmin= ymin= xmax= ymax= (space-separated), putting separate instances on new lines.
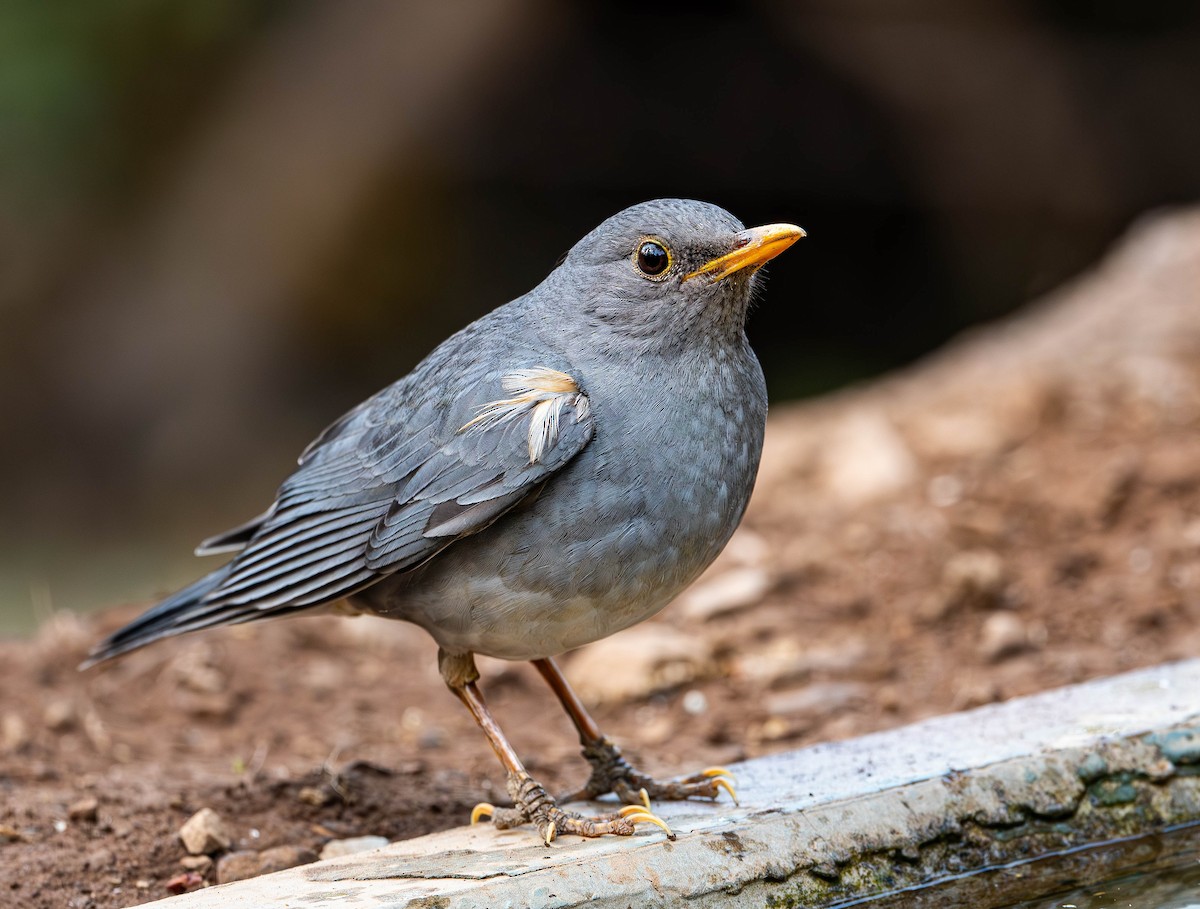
xmin=634 ymin=239 xmax=672 ymax=279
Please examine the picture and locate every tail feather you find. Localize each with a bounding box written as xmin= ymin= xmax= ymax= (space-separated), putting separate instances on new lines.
xmin=82 ymin=565 xmax=251 ymax=667
xmin=195 ymin=510 xmax=269 ymax=555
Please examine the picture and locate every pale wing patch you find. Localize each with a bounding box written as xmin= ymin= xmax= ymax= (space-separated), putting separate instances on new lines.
xmin=460 ymin=367 xmax=590 ymax=464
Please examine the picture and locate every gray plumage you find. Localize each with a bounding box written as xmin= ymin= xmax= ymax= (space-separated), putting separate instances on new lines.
xmin=87 ymin=199 xmax=790 ymax=667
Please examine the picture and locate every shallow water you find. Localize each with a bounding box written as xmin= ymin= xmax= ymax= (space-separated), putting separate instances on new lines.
xmin=848 ymin=822 xmax=1200 ymax=909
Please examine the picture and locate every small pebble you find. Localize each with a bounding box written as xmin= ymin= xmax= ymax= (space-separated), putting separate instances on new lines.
xmin=165 ymin=871 xmax=204 ymax=894
xmin=677 ymin=568 xmax=772 ymax=621
xmin=179 ymin=854 xmax=213 ymax=872
xmin=43 ymin=699 xmax=76 ymax=732
xmin=179 ymin=807 xmax=231 ymax=855
xmin=942 ymin=549 xmax=1007 ymax=611
xmin=1 ymin=713 xmax=29 ymax=752
xmin=979 ymin=612 xmax=1028 ymax=662
xmin=681 ymin=689 xmax=708 ymax=716
xmin=68 ymin=797 xmax=99 ymax=823
xmin=298 ymin=786 xmax=331 ymax=807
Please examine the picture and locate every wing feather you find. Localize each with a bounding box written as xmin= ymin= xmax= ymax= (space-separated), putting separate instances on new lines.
xmin=194 ymin=365 xmax=593 ymax=613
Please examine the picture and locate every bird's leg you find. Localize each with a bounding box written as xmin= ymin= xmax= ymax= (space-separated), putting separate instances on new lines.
xmin=532 ymin=657 xmax=737 ymax=806
xmin=438 ymin=649 xmax=672 ymax=844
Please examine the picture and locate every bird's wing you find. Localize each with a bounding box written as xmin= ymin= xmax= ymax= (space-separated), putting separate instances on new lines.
xmin=196 ymin=365 xmax=593 ymax=613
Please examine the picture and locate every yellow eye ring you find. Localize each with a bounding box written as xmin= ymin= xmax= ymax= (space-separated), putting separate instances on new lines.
xmin=632 ymin=237 xmax=673 ymax=281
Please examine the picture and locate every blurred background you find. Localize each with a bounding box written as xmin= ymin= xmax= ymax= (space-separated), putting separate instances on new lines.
xmin=2 ymin=0 xmax=1199 ymax=632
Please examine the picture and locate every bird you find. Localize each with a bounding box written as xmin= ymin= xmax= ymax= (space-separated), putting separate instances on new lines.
xmin=85 ymin=198 xmax=804 ymax=844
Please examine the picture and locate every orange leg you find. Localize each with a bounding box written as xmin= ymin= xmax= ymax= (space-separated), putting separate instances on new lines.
xmin=440 ymin=649 xmax=673 ymax=843
xmin=532 ymin=657 xmax=737 ymax=806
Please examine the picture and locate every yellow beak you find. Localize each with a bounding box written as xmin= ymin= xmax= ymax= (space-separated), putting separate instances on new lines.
xmin=683 ymin=223 xmax=806 ymax=283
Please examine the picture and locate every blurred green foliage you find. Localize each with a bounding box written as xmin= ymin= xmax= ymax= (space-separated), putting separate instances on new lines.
xmin=0 ymin=0 xmax=273 ymax=207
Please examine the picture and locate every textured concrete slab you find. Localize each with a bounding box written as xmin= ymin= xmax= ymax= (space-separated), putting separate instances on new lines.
xmin=142 ymin=659 xmax=1200 ymax=908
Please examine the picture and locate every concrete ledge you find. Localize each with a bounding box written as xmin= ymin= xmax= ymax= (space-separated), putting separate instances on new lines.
xmin=143 ymin=660 xmax=1200 ymax=908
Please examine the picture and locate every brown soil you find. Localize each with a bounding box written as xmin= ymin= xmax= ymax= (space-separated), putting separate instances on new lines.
xmin=4 ymin=211 xmax=1200 ymax=908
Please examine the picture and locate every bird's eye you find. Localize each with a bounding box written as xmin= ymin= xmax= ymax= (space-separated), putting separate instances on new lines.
xmin=633 ymin=238 xmax=672 ymax=280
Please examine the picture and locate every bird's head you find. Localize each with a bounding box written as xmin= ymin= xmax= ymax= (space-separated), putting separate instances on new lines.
xmin=553 ymin=198 xmax=804 ymax=346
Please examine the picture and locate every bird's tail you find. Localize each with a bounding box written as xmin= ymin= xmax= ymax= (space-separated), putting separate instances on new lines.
xmin=82 ymin=565 xmax=252 ymax=668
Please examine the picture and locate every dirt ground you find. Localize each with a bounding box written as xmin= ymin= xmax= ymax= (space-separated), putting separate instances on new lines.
xmin=3 ymin=210 xmax=1200 ymax=908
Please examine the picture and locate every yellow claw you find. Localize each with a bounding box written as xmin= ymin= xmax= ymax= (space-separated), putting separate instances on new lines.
xmin=712 ymin=777 xmax=739 ymax=805
xmin=620 ymin=809 xmax=675 ymax=839
xmin=638 ymin=787 xmax=651 ymax=810
xmin=702 ymin=767 xmax=736 ymax=781
xmin=544 ymin=819 xmax=556 ymax=845
xmin=470 ymin=802 xmax=495 ymax=825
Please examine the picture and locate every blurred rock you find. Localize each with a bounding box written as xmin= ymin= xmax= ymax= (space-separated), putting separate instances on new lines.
xmin=978 ymin=613 xmax=1031 ymax=662
xmin=681 ymin=689 xmax=708 ymax=716
xmin=43 ymin=699 xmax=76 ymax=732
xmin=566 ymin=626 xmax=714 ymax=705
xmin=676 ymin=567 xmax=772 ymax=622
xmin=2 ymin=713 xmax=29 ymax=752
xmin=298 ymin=786 xmax=332 ymax=807
xmin=765 ymin=682 xmax=871 ymax=720
xmin=216 ymin=845 xmax=316 ymax=883
xmin=215 ymin=851 xmax=260 ymax=884
xmin=256 ymin=844 xmax=317 ymax=876
xmin=721 ymin=529 xmax=771 ymax=567
xmin=179 ymin=807 xmax=231 ymax=855
xmin=820 ymin=411 xmax=917 ymax=504
xmin=942 ymin=549 xmax=1008 ymax=612
xmin=179 ymin=855 xmax=213 ymax=873
xmin=68 ymin=797 xmax=98 ymax=823
xmin=165 ymin=871 xmax=205 ymax=895
xmin=734 ymin=636 xmax=869 ymax=688
xmin=953 ymin=678 xmax=1003 ymax=710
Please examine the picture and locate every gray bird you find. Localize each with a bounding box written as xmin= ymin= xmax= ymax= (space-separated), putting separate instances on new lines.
xmin=86 ymin=199 xmax=804 ymax=843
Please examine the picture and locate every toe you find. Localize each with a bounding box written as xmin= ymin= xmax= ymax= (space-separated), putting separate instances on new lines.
xmin=618 ymin=806 xmax=676 ymax=840
xmin=711 ymin=776 xmax=739 ymax=805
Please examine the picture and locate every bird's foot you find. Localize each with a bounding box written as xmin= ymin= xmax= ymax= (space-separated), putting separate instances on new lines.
xmin=471 ymin=773 xmax=674 ymax=844
xmin=567 ymin=737 xmax=738 ymax=805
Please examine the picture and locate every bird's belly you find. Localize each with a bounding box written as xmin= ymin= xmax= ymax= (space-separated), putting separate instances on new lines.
xmin=385 ymin=576 xmax=670 ymax=661
xmin=357 ymin=469 xmax=744 ymax=660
